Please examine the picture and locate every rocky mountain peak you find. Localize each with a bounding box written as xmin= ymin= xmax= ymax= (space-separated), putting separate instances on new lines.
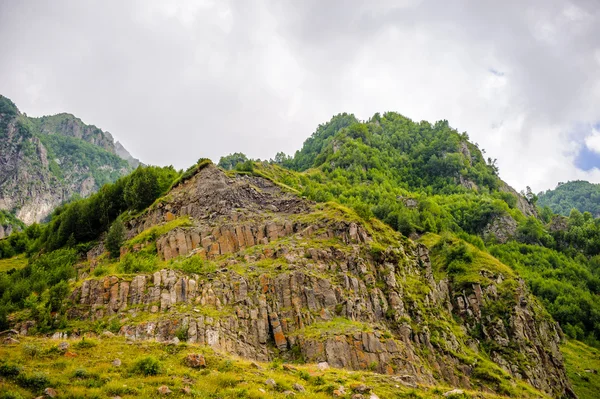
xmin=51 ymin=164 xmax=575 ymax=398
xmin=0 ymin=95 xmax=138 ymax=225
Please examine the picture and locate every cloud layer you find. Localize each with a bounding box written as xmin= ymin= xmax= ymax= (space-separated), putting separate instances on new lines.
xmin=1 ymin=0 xmax=599 ymax=192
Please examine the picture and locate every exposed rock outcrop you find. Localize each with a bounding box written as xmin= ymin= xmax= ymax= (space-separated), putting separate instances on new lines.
xmin=0 ymin=95 xmax=136 ymax=225
xmin=43 ymin=164 xmax=574 ymax=398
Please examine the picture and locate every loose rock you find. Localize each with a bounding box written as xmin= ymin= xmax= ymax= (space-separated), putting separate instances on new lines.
xmin=317 ymin=361 xmax=329 ymax=371
xmin=292 ymin=383 xmax=305 ymax=392
xmin=265 ymin=378 xmax=276 ymax=388
xmin=157 ymin=385 xmax=172 ymax=395
xmin=443 ymin=389 xmax=464 ymax=397
xmin=43 ymin=388 xmax=58 ymax=398
xmin=185 ymin=353 xmax=206 ymax=368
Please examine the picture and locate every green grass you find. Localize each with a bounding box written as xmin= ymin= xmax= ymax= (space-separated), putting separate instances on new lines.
xmin=127 ymin=216 xmax=193 ymax=247
xmin=0 ymin=254 xmax=28 ymax=272
xmin=562 ymin=339 xmax=600 ymax=399
xmin=0 ymin=335 xmax=543 ymax=399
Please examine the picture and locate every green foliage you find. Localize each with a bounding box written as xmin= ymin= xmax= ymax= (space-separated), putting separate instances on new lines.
xmin=169 ymin=255 xmax=216 ymax=275
xmin=16 ymin=371 xmax=50 ymax=391
xmin=538 ymin=180 xmax=600 ymax=216
xmin=105 ymin=219 xmax=124 ymax=258
xmin=170 ymin=158 xmax=211 ymax=189
xmin=218 ymin=152 xmax=249 ymax=170
xmin=118 ymin=253 xmax=158 ymax=274
xmin=0 ymin=248 xmax=77 ymax=330
xmin=130 ymin=356 xmax=162 ymax=376
xmin=127 ymin=216 xmax=191 ymax=246
xmin=124 ymin=166 xmax=166 ymax=211
xmin=490 ymin=242 xmax=600 ymax=345
xmin=35 ymin=164 xmax=178 ymax=252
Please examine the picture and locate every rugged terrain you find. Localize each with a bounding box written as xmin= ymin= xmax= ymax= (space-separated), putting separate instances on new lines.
xmin=0 ymin=95 xmax=138 ymax=226
xmin=3 ymin=163 xmax=575 ymax=398
xmin=1 ymin=112 xmax=599 ymax=398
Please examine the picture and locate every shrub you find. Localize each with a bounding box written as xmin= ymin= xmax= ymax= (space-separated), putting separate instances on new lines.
xmin=131 ymin=356 xmax=162 ymax=376
xmin=0 ymin=362 xmax=22 ymax=377
xmin=0 ymin=392 xmax=25 ymax=399
xmin=105 ymin=219 xmax=125 ymax=258
xmin=118 ymin=253 xmax=158 ymax=273
xmin=74 ymin=337 xmax=98 ymax=349
xmin=22 ymin=344 xmax=41 ymax=359
xmin=16 ymin=371 xmax=50 ymax=390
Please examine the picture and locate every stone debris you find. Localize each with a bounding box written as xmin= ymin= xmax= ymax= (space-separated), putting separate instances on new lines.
xmin=157 ymin=385 xmax=172 ymax=395
xmin=184 ymin=353 xmax=206 ymax=368
xmin=443 ymin=389 xmax=464 ymax=397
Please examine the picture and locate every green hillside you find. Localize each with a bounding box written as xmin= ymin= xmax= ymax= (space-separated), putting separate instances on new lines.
xmin=538 ymin=180 xmax=600 ymax=217
xmin=1 ymin=112 xmax=600 ymax=397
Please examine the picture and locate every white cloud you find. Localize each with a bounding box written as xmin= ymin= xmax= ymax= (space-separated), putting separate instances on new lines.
xmin=0 ymin=0 xmax=598 ymax=192
xmin=584 ymin=129 xmax=600 ymax=153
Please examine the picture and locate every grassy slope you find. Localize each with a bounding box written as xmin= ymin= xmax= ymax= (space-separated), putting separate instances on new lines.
xmin=561 ymin=340 xmax=600 ymax=399
xmin=0 ymin=336 xmax=543 ymax=399
xmin=0 ymin=255 xmax=27 ymax=273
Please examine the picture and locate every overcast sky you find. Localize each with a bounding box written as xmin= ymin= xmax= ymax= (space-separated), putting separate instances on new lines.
xmin=1 ymin=0 xmax=599 ymax=192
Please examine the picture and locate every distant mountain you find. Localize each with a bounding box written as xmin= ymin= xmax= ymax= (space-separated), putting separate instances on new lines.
xmin=0 ymin=95 xmax=140 ymax=226
xmin=537 ymin=180 xmax=600 ymax=216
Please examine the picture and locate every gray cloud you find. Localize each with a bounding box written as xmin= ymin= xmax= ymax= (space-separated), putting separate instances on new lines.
xmin=0 ymin=0 xmax=599 ymax=191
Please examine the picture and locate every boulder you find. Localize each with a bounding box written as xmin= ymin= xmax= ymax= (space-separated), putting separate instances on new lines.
xmin=185 ymin=353 xmax=206 ymax=368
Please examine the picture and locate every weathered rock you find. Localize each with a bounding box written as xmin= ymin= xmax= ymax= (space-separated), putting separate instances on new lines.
xmin=185 ymin=353 xmax=206 ymax=368
xmin=112 ymin=358 xmax=122 ymax=367
xmin=292 ymin=383 xmax=305 ymax=392
xmin=265 ymin=378 xmax=276 ymax=388
xmin=58 ymin=341 xmax=69 ymax=352
xmin=317 ymin=362 xmax=329 ymax=371
xmin=442 ymin=389 xmax=464 ymax=397
xmin=43 ymin=388 xmax=58 ymax=398
xmin=157 ymin=385 xmax=172 ymax=395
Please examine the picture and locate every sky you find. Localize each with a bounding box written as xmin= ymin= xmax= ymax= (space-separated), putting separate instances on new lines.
xmin=1 ymin=0 xmax=599 ymax=193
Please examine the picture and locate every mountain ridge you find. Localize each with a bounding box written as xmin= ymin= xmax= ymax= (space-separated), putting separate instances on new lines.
xmin=0 ymin=95 xmax=140 ymax=226
xmin=0 ymin=111 xmax=599 ymax=398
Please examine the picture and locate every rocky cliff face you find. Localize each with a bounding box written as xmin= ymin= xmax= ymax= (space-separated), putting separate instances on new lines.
xmin=37 ymin=164 xmax=574 ymax=398
xmin=0 ymin=95 xmax=138 ymax=225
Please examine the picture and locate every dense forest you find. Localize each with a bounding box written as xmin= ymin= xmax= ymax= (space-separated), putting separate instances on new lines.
xmin=538 ymin=180 xmax=600 ymax=217
xmin=1 ymin=112 xmax=599 ymax=350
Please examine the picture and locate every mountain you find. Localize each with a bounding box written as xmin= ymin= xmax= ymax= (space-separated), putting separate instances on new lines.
xmin=0 ymin=95 xmax=140 ymax=226
xmin=1 ymin=112 xmax=600 ymax=398
xmin=538 ymin=180 xmax=600 ymax=217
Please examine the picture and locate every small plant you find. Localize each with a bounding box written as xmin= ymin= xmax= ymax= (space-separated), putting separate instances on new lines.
xmin=298 ymin=370 xmax=311 ymax=381
xmin=269 ymin=358 xmax=283 ymax=370
xmin=368 ymin=361 xmax=378 ymax=371
xmin=311 ymin=375 xmax=326 ymax=386
xmin=217 ymin=359 xmax=234 ymax=372
xmin=22 ymin=343 xmax=41 ymax=360
xmin=131 ymin=356 xmax=162 ymax=376
xmin=175 ymin=326 xmax=188 ymax=342
xmin=0 ymin=391 xmax=25 ymax=399
xmin=74 ymin=337 xmax=98 ymax=349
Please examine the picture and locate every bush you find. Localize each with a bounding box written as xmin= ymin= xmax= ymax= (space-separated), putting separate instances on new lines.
xmin=131 ymin=356 xmax=162 ymax=376
xmin=74 ymin=337 xmax=98 ymax=349
xmin=0 ymin=362 xmax=22 ymax=377
xmin=105 ymin=219 xmax=124 ymax=258
xmin=118 ymin=253 xmax=158 ymax=273
xmin=0 ymin=392 xmax=25 ymax=399
xmin=16 ymin=371 xmax=50 ymax=390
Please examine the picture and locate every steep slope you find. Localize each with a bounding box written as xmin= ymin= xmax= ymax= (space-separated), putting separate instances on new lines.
xmin=0 ymin=95 xmax=139 ymax=225
xmin=12 ymin=163 xmax=572 ymax=397
xmin=538 ymin=180 xmax=600 ymax=217
xmin=263 ymin=113 xmax=600 ymax=347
